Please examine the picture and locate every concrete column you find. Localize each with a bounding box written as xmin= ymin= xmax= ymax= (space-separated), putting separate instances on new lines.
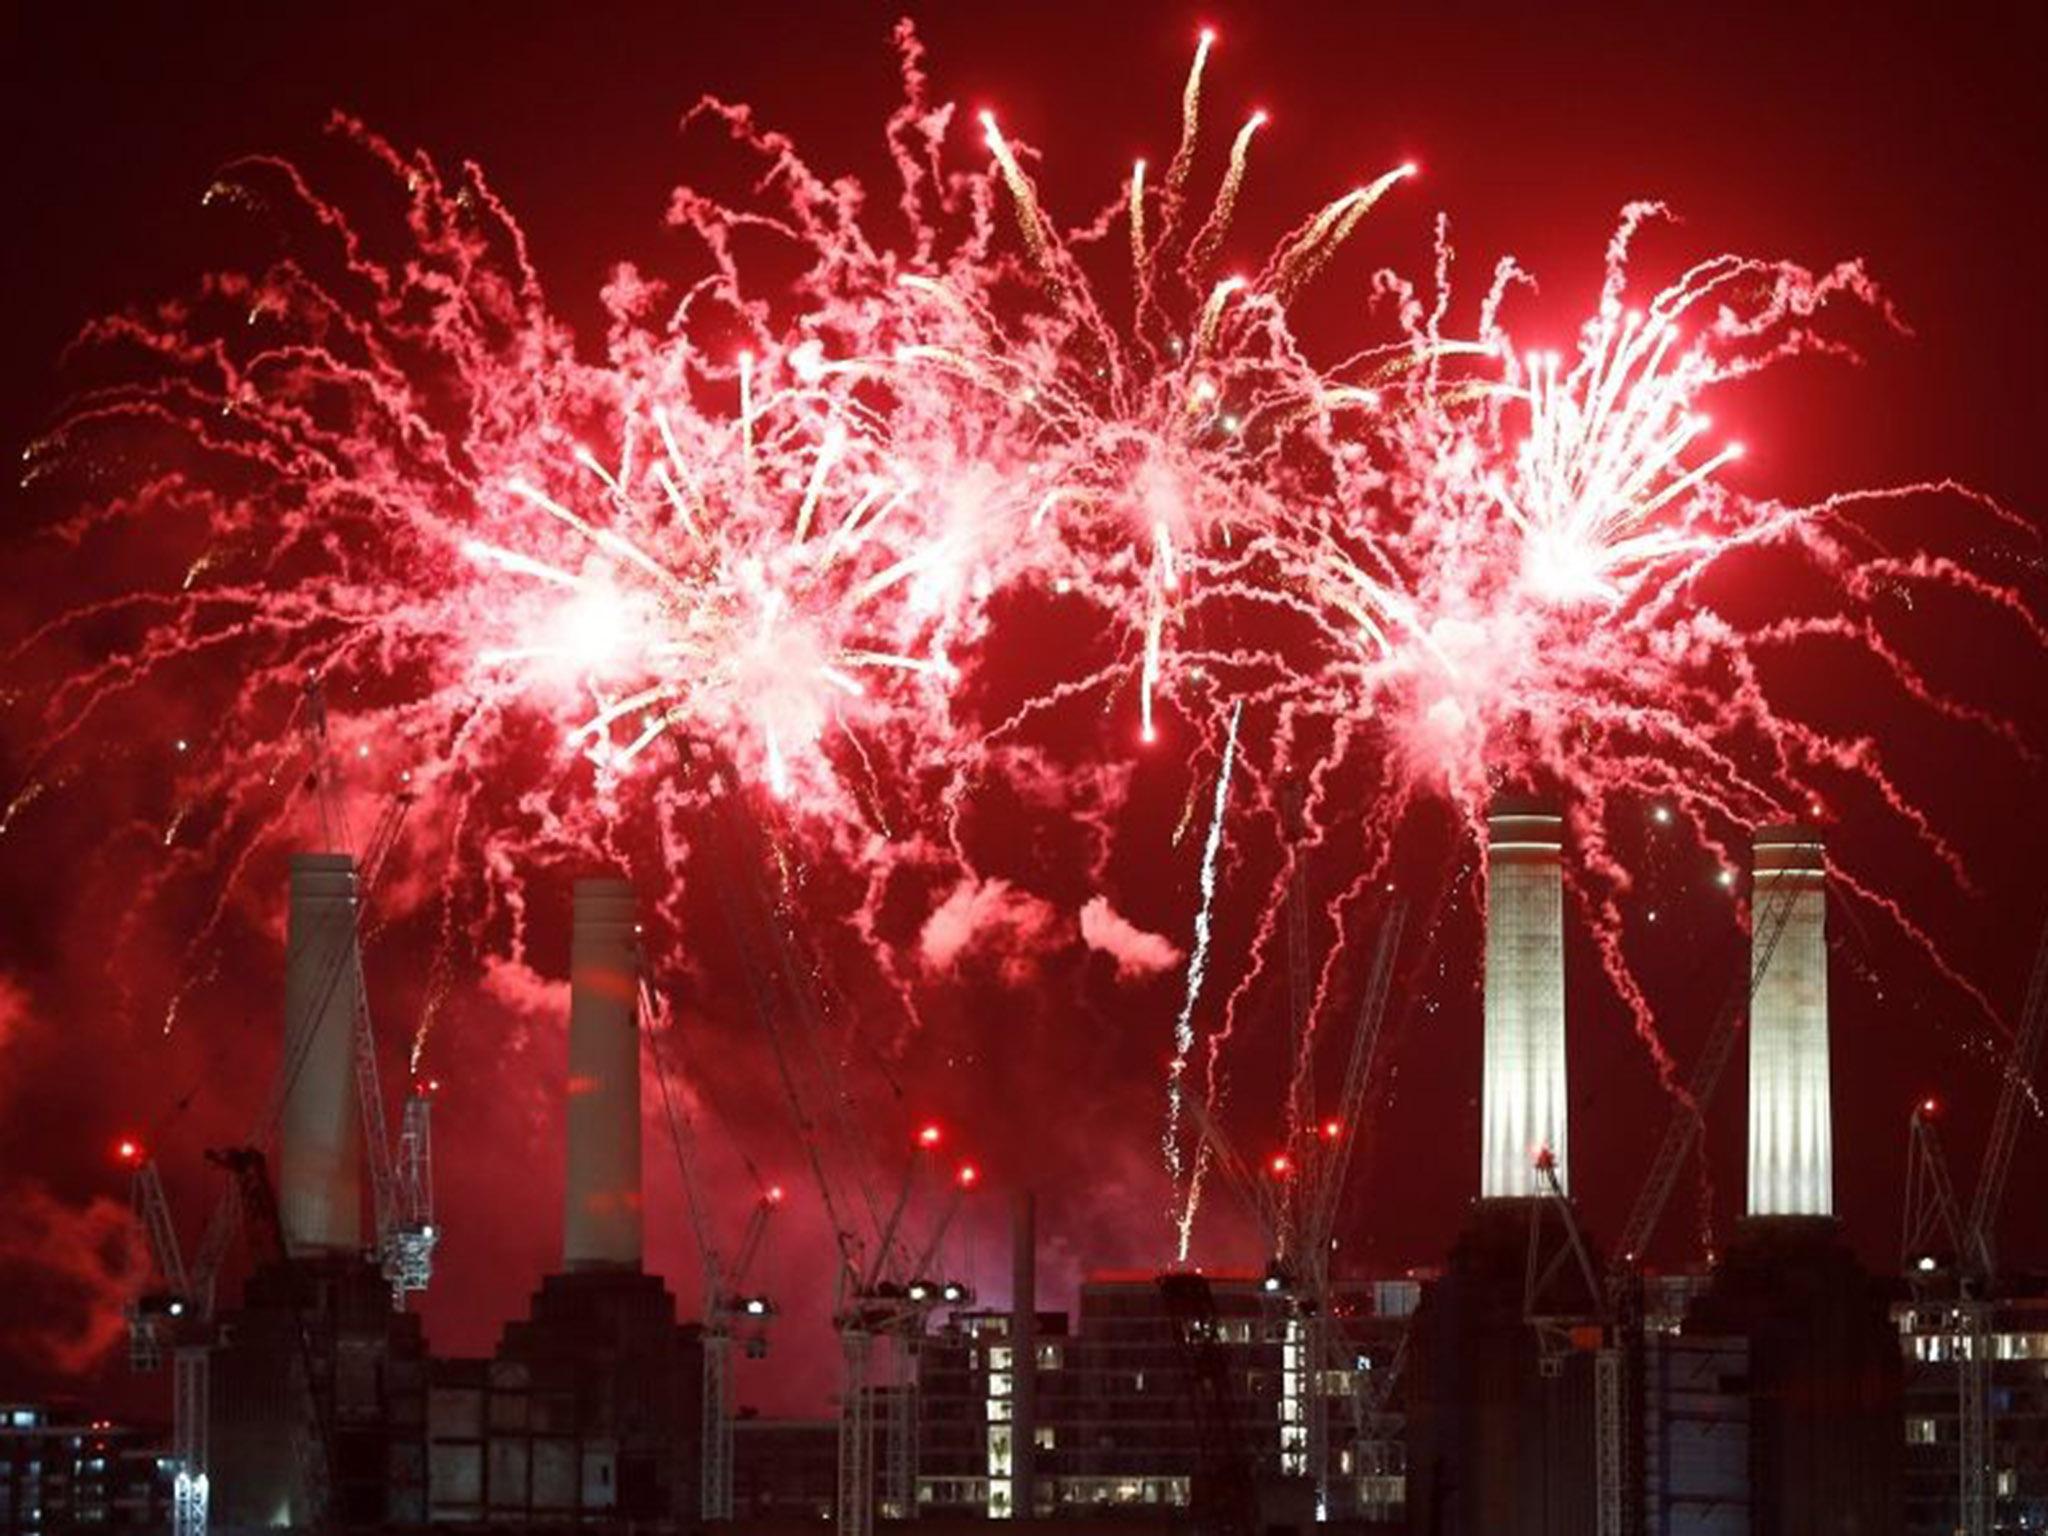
xmin=1746 ymin=826 xmax=1831 ymax=1218
xmin=564 ymin=877 xmax=644 ymax=1270
xmin=280 ymin=853 xmax=364 ymax=1256
xmin=1481 ymin=797 xmax=1569 ymax=1199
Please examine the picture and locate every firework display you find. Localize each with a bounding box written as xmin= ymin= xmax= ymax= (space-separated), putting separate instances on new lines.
xmin=6 ymin=24 xmax=2036 ymax=1256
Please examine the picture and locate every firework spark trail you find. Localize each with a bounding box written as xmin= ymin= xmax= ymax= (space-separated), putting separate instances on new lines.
xmin=1166 ymin=699 xmax=1242 ymax=1259
xmin=4 ymin=22 xmax=2041 ymax=1275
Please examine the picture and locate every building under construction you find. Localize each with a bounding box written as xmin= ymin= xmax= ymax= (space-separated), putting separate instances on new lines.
xmin=1896 ymin=1285 xmax=2048 ymax=1533
xmin=0 ymin=1405 xmax=178 ymax=1533
xmin=914 ymin=1270 xmax=1418 ymax=1522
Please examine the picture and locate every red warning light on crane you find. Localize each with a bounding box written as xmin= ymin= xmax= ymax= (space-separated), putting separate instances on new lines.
xmin=956 ymin=1163 xmax=980 ymax=1189
xmin=1321 ymin=1119 xmax=1343 ymax=1141
xmin=917 ymin=1123 xmax=943 ymax=1149
xmin=115 ymin=1138 xmax=144 ymax=1165
xmin=1268 ymin=1153 xmax=1293 ymax=1178
xmin=765 ymin=1184 xmax=786 ymax=1206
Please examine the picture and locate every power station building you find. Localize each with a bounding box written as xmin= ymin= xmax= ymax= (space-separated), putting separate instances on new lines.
xmin=1406 ymin=796 xmax=1607 ymax=1536
xmin=205 ymin=870 xmax=699 ymax=1532
xmin=147 ymin=805 xmax=2044 ymax=1535
xmin=1405 ymin=808 xmax=1902 ymax=1536
xmin=417 ymin=878 xmax=703 ymax=1525
xmin=1680 ymin=827 xmax=1902 ymax=1536
xmin=206 ymin=854 xmax=430 ymax=1530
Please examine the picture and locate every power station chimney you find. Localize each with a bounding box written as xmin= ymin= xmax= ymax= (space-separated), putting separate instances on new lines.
xmin=1746 ymin=825 xmax=1831 ymax=1218
xmin=280 ymin=852 xmax=365 ymax=1256
xmin=1480 ymin=796 xmax=1568 ymax=1200
xmin=563 ymin=877 xmax=644 ymax=1270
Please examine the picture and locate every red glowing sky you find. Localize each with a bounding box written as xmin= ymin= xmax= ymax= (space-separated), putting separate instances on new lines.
xmin=3 ymin=2 xmax=2046 ymax=1419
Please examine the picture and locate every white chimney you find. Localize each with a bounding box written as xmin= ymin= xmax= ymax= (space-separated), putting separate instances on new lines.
xmin=280 ymin=853 xmax=364 ymax=1255
xmin=1746 ymin=825 xmax=1832 ymax=1218
xmin=1481 ymin=797 xmax=1569 ymax=1199
xmin=563 ymin=877 xmax=643 ymax=1270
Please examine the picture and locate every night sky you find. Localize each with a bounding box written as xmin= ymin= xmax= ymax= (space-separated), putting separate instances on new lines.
xmin=4 ymin=2 xmax=2046 ymax=1420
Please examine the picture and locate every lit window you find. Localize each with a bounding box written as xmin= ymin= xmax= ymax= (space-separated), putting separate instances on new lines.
xmin=1034 ymin=1427 xmax=1055 ymax=1450
xmin=1907 ymin=1418 xmax=1938 ymax=1445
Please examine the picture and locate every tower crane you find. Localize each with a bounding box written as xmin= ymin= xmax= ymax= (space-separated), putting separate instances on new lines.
xmin=1602 ymin=861 xmax=1804 ymax=1289
xmin=1963 ymin=919 xmax=2048 ymax=1282
xmin=298 ymin=676 xmax=437 ymax=1304
xmin=121 ymin=678 xmax=435 ymax=1536
xmin=1897 ymin=917 xmax=2048 ymax=1536
xmin=1526 ymin=1149 xmax=1620 ymax=1536
xmin=207 ymin=1146 xmax=335 ymax=1531
xmin=639 ymin=974 xmax=784 ymax=1522
xmin=1513 ymin=853 xmax=1805 ymax=1536
xmin=1184 ymin=897 xmax=1406 ymax=1517
xmin=671 ymin=737 xmax=977 ymax=1536
xmin=122 ymin=1139 xmax=334 ymax=1536
xmin=1900 ymin=1098 xmax=1964 ymax=1279
xmin=1279 ymin=784 xmax=1316 ymax=1266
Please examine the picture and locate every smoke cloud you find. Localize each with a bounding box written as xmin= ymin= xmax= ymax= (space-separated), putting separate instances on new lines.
xmin=918 ymin=877 xmax=1060 ymax=982
xmin=0 ymin=1180 xmax=148 ymax=1376
xmin=1079 ymin=896 xmax=1183 ymax=979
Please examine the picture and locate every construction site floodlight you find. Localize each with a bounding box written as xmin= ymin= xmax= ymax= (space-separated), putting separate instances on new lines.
xmin=940 ymin=1281 xmax=969 ymax=1304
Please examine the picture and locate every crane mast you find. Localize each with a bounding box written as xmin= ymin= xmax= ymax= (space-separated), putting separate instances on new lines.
xmin=299 ymin=678 xmax=436 ymax=1305
xmin=1900 ymin=1101 xmax=1965 ymax=1272
xmin=1604 ymin=864 xmax=1803 ymax=1286
xmin=1185 ymin=900 xmax=1405 ymax=1517
xmin=1964 ymin=919 xmax=2048 ymax=1280
xmin=673 ymin=738 xmax=973 ymax=1536
xmin=1279 ymin=784 xmax=1315 ymax=1264
xmin=1525 ymin=855 xmax=1807 ymax=1536
xmin=1900 ymin=918 xmax=2048 ymax=1536
xmin=127 ymin=1144 xmax=332 ymax=1536
xmin=640 ymin=973 xmax=782 ymax=1522
xmin=122 ymin=677 xmax=435 ymax=1536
